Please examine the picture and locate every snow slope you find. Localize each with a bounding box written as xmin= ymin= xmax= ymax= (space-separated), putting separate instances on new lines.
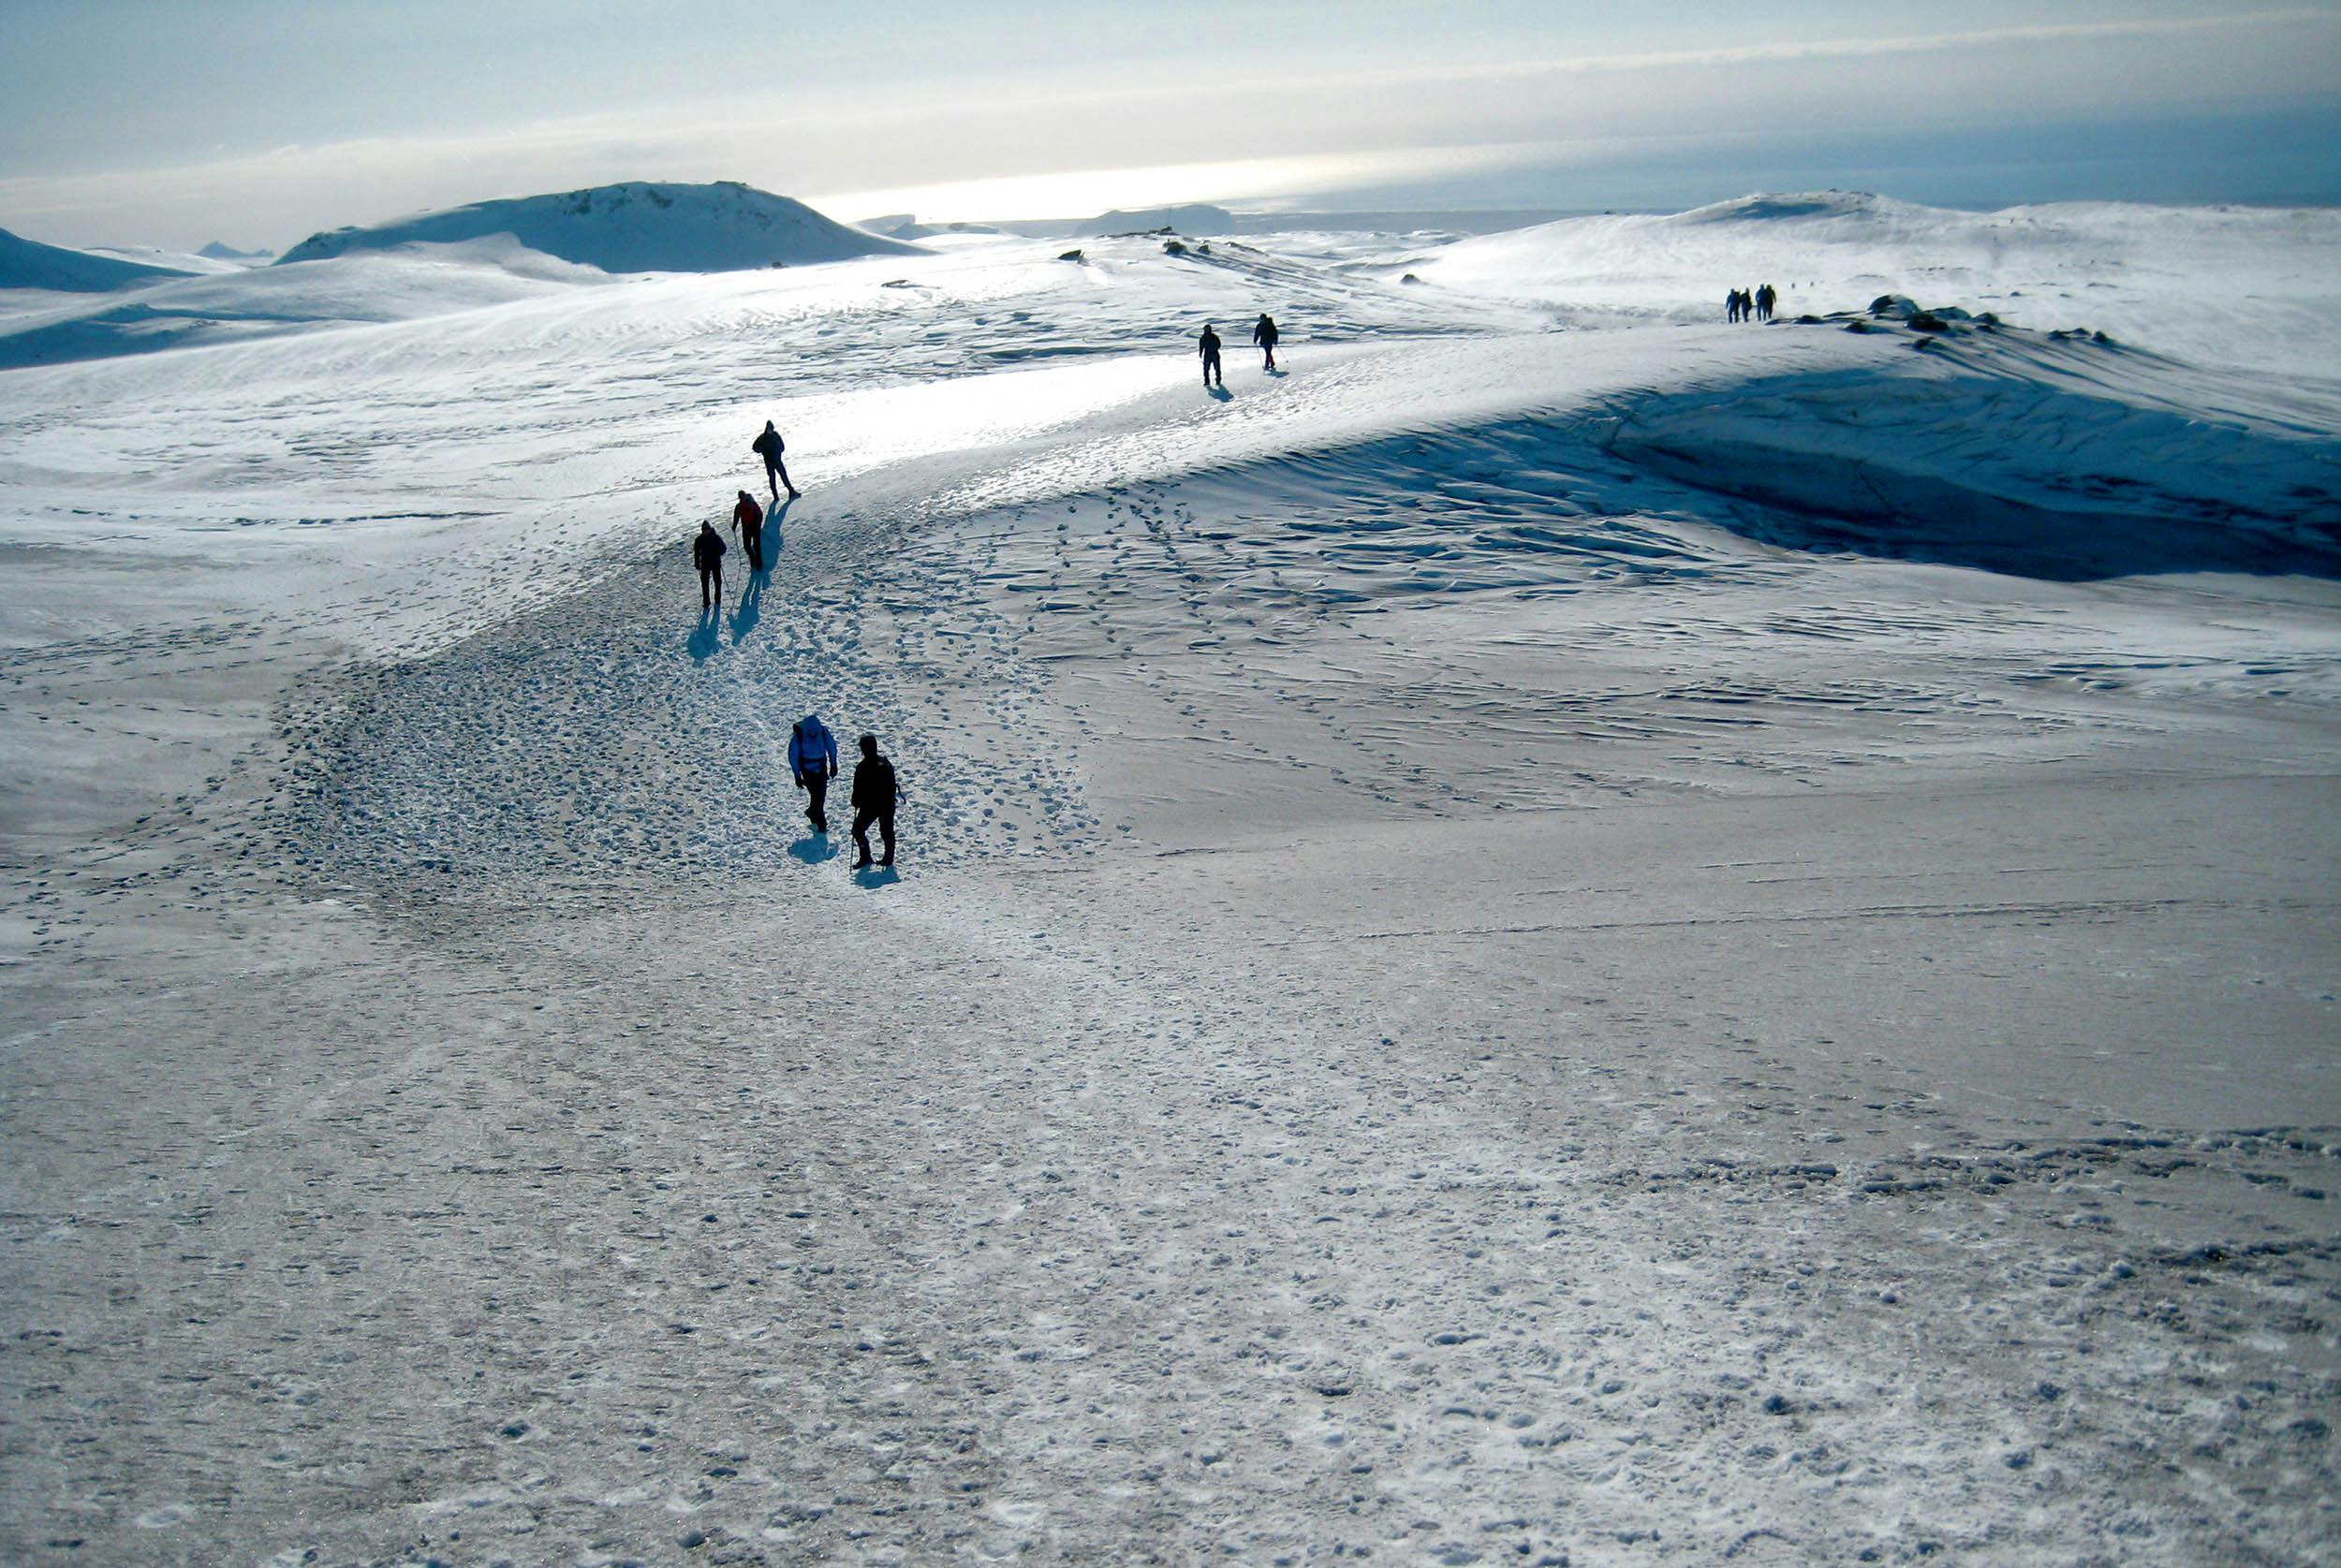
xmin=2 ymin=197 xmax=2337 ymax=1564
xmin=275 ymin=179 xmax=922 ymax=273
xmin=0 ymin=224 xmax=194 ymax=291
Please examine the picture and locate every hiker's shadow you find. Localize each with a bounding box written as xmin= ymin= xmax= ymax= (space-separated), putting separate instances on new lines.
xmin=852 ymin=865 xmax=901 ymax=889
xmin=788 ymin=833 xmax=838 ymax=866
xmin=1264 ymin=368 xmax=1288 ymax=379
xmin=1206 ymin=385 xmax=1233 ymax=403
xmin=687 ymin=609 xmax=721 ymax=663
xmin=729 ymin=571 xmax=764 ymax=644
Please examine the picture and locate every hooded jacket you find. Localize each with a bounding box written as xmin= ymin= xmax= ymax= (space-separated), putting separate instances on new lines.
xmin=788 ymin=715 xmax=838 ymax=782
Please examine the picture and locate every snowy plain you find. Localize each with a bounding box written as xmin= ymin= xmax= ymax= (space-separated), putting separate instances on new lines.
xmin=2 ymin=190 xmax=2338 ymax=1565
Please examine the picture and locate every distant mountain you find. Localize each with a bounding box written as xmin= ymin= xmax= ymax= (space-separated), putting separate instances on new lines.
xmin=199 ymin=241 xmax=271 ymax=261
xmin=1078 ymin=203 xmax=1238 ymax=237
xmin=870 ymin=214 xmax=1004 ymax=241
xmin=0 ymin=225 xmax=191 ymax=291
xmin=275 ymin=182 xmax=921 ymax=273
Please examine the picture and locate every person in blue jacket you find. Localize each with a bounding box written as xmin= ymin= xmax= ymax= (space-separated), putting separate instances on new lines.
xmin=788 ymin=713 xmax=839 ymax=833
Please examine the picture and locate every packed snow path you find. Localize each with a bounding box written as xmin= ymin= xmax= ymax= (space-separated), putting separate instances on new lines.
xmin=4 ymin=212 xmax=2339 ymax=1564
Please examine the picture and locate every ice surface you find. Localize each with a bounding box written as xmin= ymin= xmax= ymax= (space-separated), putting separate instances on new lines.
xmin=1 ymin=193 xmax=2337 ymax=1564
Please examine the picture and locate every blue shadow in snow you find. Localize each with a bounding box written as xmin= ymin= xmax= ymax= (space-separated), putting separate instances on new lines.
xmin=852 ymin=865 xmax=902 ymax=890
xmin=729 ymin=569 xmax=764 ymax=644
xmin=1264 ymin=367 xmax=1288 ymax=379
xmin=1206 ymin=385 xmax=1232 ymax=403
xmin=788 ymin=833 xmax=838 ymax=866
xmin=686 ymin=609 xmax=721 ymax=663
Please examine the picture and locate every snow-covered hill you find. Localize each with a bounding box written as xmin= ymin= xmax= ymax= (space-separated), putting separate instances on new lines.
xmin=275 ymin=180 xmax=921 ymax=273
xmin=0 ymin=223 xmax=194 ymax=291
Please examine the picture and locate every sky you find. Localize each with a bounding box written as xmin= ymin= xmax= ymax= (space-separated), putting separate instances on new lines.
xmin=1 ymin=1 xmax=2337 ymax=250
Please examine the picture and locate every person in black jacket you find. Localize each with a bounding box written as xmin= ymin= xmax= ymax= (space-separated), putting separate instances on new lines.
xmin=1252 ymin=313 xmax=1279 ymax=371
xmin=693 ymin=520 xmax=727 ymax=610
xmin=752 ymin=420 xmax=801 ymax=505
xmin=850 ymin=732 xmax=898 ymax=869
xmin=1198 ymin=324 xmax=1223 ymax=388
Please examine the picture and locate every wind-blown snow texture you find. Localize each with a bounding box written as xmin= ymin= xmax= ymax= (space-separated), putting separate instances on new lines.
xmin=275 ymin=180 xmax=921 ymax=273
xmin=2 ymin=192 xmax=2337 ymax=1565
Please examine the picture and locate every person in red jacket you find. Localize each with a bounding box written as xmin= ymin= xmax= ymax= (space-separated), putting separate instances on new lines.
xmin=731 ymin=491 xmax=765 ymax=572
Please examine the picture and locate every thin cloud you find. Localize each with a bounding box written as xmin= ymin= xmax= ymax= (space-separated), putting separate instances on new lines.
xmin=1314 ymin=7 xmax=2341 ymax=91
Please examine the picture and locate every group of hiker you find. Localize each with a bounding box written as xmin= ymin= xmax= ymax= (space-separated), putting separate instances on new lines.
xmin=685 ymin=425 xmax=898 ymax=870
xmin=1727 ymin=285 xmax=1777 ymax=323
xmin=694 ymin=303 xmax=1285 ymax=862
xmin=1197 ymin=313 xmax=1279 ymax=388
xmin=693 ymin=418 xmax=799 ymax=609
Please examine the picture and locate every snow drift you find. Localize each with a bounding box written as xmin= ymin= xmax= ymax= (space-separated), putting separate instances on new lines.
xmin=0 ymin=224 xmax=194 ymax=291
xmin=274 ymin=180 xmax=921 ymax=274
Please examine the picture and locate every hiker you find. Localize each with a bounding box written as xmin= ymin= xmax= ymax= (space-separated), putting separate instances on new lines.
xmin=1757 ymin=283 xmax=1777 ymax=321
xmin=1724 ymin=288 xmax=1741 ymax=324
xmin=1737 ymin=287 xmax=1753 ymax=323
xmin=850 ymin=732 xmax=898 ymax=869
xmin=752 ymin=419 xmax=800 ymax=504
xmin=731 ymin=490 xmax=765 ymax=573
xmin=693 ymin=520 xmax=727 ymax=611
xmin=1198 ymin=323 xmax=1223 ymax=388
xmin=788 ymin=713 xmax=839 ymax=835
xmin=1252 ymin=312 xmax=1279 ymax=371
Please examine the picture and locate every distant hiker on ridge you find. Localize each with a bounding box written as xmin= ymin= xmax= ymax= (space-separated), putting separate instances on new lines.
xmin=693 ymin=519 xmax=728 ymax=611
xmin=1252 ymin=312 xmax=1280 ymax=372
xmin=850 ymin=732 xmax=898 ymax=870
xmin=788 ymin=712 xmax=839 ymax=836
xmin=752 ymin=419 xmax=800 ymax=504
xmin=731 ymin=490 xmax=766 ymax=573
xmin=1198 ymin=323 xmax=1224 ymax=388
